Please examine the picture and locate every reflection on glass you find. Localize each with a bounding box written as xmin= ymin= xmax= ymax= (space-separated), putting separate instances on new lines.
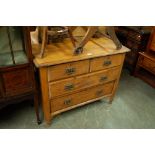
xmin=0 ymin=27 xmax=13 ymax=66
xmin=0 ymin=27 xmax=28 ymax=67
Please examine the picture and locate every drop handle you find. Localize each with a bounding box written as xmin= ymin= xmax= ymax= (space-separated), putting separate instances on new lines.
xmin=66 ymin=67 xmax=76 ymax=75
xmin=96 ymin=90 xmax=103 ymax=96
xmin=103 ymin=60 xmax=112 ymax=66
xmin=64 ymin=84 xmax=74 ymax=91
xmin=100 ymin=76 xmax=108 ymax=82
xmin=64 ymin=99 xmax=72 ymax=105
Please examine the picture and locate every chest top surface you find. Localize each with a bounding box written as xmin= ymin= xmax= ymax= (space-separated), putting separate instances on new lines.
xmin=32 ymin=37 xmax=130 ymax=67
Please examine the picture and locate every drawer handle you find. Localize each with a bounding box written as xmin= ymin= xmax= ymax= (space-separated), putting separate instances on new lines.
xmin=103 ymin=60 xmax=112 ymax=66
xmin=96 ymin=90 xmax=103 ymax=96
xmin=66 ymin=67 xmax=76 ymax=75
xmin=65 ymin=84 xmax=74 ymax=91
xmin=64 ymin=99 xmax=72 ymax=105
xmin=100 ymin=76 xmax=108 ymax=82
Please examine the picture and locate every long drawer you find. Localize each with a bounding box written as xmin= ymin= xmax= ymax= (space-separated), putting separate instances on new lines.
xmin=48 ymin=59 xmax=89 ymax=81
xmin=90 ymin=54 xmax=123 ymax=72
xmin=50 ymin=81 xmax=115 ymax=113
xmin=49 ymin=66 xmax=120 ymax=98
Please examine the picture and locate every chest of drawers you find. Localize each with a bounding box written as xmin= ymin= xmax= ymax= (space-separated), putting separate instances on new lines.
xmin=33 ymin=38 xmax=129 ymax=124
xmin=134 ymin=28 xmax=155 ymax=88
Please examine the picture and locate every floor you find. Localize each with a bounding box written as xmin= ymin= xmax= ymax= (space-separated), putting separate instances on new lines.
xmin=0 ymin=69 xmax=155 ymax=129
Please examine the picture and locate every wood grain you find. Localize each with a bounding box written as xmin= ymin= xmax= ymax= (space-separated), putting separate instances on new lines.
xmin=0 ymin=27 xmax=40 ymax=124
xmin=49 ymin=66 xmax=120 ymax=98
xmin=2 ymin=65 xmax=33 ymax=97
xmin=134 ymin=27 xmax=155 ymax=88
xmin=39 ymin=67 xmax=51 ymax=124
xmin=109 ymin=54 xmax=125 ymax=103
xmin=33 ymin=37 xmax=130 ymax=67
xmin=139 ymin=55 xmax=155 ymax=75
xmin=48 ymin=59 xmax=89 ymax=81
xmin=33 ymin=37 xmax=129 ymax=124
xmin=90 ymin=54 xmax=123 ymax=72
xmin=51 ymin=81 xmax=115 ymax=112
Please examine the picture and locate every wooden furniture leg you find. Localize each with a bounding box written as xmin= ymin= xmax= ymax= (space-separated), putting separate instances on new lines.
xmin=40 ymin=26 xmax=48 ymax=58
xmin=34 ymin=92 xmax=41 ymax=124
xmin=76 ymin=27 xmax=98 ymax=52
xmin=39 ymin=67 xmax=52 ymax=124
xmin=68 ymin=26 xmax=122 ymax=54
xmin=30 ymin=63 xmax=41 ymax=124
xmin=68 ymin=26 xmax=98 ymax=54
xmin=68 ymin=27 xmax=77 ymax=48
xmin=107 ymin=26 xmax=122 ymax=50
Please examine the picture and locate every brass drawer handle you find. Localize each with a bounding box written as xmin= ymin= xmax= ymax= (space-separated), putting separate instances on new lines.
xmin=64 ymin=84 xmax=74 ymax=91
xmin=96 ymin=90 xmax=103 ymax=96
xmin=103 ymin=60 xmax=112 ymax=66
xmin=66 ymin=67 xmax=76 ymax=75
xmin=100 ymin=76 xmax=108 ymax=82
xmin=64 ymin=99 xmax=72 ymax=105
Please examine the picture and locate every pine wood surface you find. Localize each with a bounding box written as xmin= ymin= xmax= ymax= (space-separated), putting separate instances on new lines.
xmin=33 ymin=37 xmax=130 ymax=67
xmin=49 ymin=66 xmax=120 ymax=98
xmin=90 ymin=54 xmax=123 ymax=72
xmin=50 ymin=81 xmax=115 ymax=113
xmin=33 ymin=37 xmax=129 ymax=124
xmin=48 ymin=59 xmax=89 ymax=81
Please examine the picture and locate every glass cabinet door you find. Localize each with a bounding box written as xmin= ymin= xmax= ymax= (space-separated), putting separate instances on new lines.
xmin=0 ymin=26 xmax=28 ymax=67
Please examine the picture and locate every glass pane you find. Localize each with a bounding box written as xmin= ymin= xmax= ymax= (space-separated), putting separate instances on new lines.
xmin=0 ymin=27 xmax=14 ymax=66
xmin=10 ymin=27 xmax=24 ymax=51
xmin=9 ymin=27 xmax=28 ymax=64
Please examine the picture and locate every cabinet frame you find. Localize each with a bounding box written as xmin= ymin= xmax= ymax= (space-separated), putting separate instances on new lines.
xmin=0 ymin=27 xmax=41 ymax=124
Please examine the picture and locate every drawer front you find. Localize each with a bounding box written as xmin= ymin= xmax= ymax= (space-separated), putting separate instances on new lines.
xmin=48 ymin=60 xmax=89 ymax=81
xmin=51 ymin=81 xmax=115 ymax=112
xmin=49 ymin=67 xmax=120 ymax=98
xmin=142 ymin=57 xmax=155 ymax=74
xmin=90 ymin=54 xmax=124 ymax=72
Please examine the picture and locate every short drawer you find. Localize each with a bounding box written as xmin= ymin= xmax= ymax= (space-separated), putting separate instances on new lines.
xmin=142 ymin=57 xmax=155 ymax=75
xmin=48 ymin=60 xmax=89 ymax=81
xmin=90 ymin=54 xmax=124 ymax=72
xmin=49 ymin=66 xmax=120 ymax=98
xmin=50 ymin=81 xmax=115 ymax=113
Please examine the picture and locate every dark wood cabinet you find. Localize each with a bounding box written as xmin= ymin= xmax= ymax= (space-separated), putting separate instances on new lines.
xmin=0 ymin=27 xmax=40 ymax=124
xmin=116 ymin=26 xmax=151 ymax=74
xmin=134 ymin=27 xmax=155 ymax=88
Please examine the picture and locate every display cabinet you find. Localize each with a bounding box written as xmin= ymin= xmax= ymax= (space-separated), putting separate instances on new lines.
xmin=0 ymin=26 xmax=40 ymax=124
